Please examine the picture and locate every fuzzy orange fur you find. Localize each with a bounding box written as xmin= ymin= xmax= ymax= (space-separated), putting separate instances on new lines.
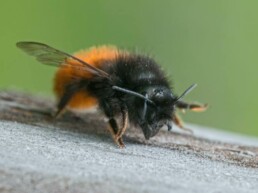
xmin=54 ymin=46 xmax=120 ymax=109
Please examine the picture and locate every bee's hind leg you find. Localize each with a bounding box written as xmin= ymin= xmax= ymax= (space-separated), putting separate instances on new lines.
xmin=54 ymin=92 xmax=73 ymax=118
xmin=54 ymin=80 xmax=85 ymax=118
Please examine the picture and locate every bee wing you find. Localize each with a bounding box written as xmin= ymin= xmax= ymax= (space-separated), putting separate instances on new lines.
xmin=16 ymin=41 xmax=110 ymax=78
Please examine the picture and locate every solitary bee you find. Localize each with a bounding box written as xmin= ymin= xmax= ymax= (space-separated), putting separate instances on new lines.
xmin=16 ymin=42 xmax=207 ymax=147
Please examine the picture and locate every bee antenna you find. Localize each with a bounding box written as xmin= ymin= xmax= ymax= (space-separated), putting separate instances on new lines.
xmin=175 ymin=83 xmax=197 ymax=103
xmin=112 ymin=86 xmax=155 ymax=105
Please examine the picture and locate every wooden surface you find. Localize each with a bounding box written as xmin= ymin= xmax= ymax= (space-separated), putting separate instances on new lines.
xmin=0 ymin=91 xmax=258 ymax=193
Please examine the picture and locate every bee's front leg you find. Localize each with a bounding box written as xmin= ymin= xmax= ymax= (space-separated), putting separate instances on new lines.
xmin=172 ymin=113 xmax=193 ymax=134
xmin=175 ymin=101 xmax=208 ymax=113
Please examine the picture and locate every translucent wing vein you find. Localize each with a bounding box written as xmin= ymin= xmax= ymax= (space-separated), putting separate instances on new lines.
xmin=16 ymin=41 xmax=109 ymax=77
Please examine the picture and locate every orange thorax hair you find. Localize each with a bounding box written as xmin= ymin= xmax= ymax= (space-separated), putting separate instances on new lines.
xmin=54 ymin=46 xmax=120 ymax=109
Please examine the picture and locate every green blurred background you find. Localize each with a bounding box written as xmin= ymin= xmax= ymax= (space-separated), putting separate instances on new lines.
xmin=1 ymin=1 xmax=257 ymax=136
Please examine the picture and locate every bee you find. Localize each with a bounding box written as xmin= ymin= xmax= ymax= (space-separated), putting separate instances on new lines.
xmin=16 ymin=41 xmax=207 ymax=148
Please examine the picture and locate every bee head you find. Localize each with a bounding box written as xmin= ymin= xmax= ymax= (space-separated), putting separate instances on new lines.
xmin=138 ymin=84 xmax=197 ymax=139
xmin=112 ymin=84 xmax=197 ymax=140
xmin=137 ymin=86 xmax=175 ymax=139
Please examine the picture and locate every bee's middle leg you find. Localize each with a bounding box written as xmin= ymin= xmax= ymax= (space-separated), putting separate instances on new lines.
xmin=108 ymin=118 xmax=125 ymax=148
xmin=103 ymin=101 xmax=127 ymax=148
xmin=115 ymin=106 xmax=128 ymax=141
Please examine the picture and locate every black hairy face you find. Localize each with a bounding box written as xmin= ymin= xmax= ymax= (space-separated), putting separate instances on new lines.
xmin=137 ymin=86 xmax=176 ymax=140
